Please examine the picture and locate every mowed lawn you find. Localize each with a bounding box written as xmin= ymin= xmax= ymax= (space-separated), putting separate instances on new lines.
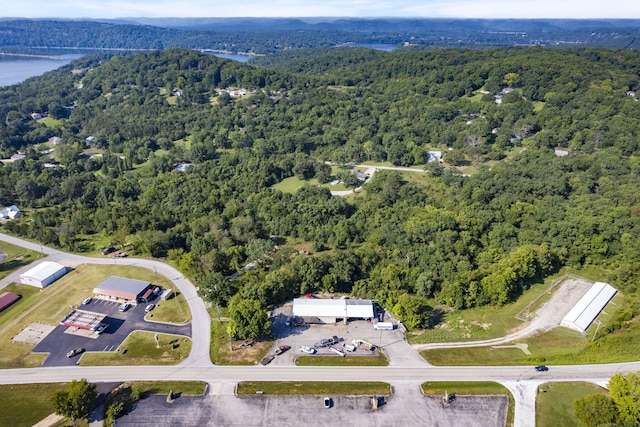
xmin=80 ymin=332 xmax=191 ymax=366
xmin=0 ymin=240 xmax=44 ymax=281
xmin=537 ymin=382 xmax=609 ymax=427
xmin=0 ymin=263 xmax=190 ymax=368
xmin=0 ymin=383 xmax=69 ymax=427
xmin=236 ymin=381 xmax=390 ymax=396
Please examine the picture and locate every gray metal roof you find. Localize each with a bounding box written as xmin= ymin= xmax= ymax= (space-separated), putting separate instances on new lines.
xmin=94 ymin=276 xmax=151 ymax=299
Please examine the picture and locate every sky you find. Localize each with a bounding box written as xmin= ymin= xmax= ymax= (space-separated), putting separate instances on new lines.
xmin=3 ymin=0 xmax=640 ymax=20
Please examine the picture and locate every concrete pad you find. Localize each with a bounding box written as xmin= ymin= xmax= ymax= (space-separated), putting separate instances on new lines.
xmin=11 ymin=322 xmax=55 ymax=344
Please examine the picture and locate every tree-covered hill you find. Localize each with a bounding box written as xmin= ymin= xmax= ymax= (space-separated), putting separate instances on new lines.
xmin=1 ymin=47 xmax=640 ymax=331
xmin=2 ymin=18 xmax=640 ymax=55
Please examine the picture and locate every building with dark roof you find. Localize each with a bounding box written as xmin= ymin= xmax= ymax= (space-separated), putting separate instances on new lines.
xmin=0 ymin=292 xmax=20 ymax=312
xmin=93 ymin=276 xmax=152 ymax=303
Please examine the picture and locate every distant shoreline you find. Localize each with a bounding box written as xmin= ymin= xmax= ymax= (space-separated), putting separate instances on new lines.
xmin=0 ymin=52 xmax=62 ymax=60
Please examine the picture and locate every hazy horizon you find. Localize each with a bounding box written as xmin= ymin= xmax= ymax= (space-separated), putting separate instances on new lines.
xmin=2 ymin=0 xmax=640 ymax=20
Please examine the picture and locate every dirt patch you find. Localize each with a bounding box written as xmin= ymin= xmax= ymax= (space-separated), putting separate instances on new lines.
xmin=528 ymin=277 xmax=594 ymax=332
xmin=12 ymin=322 xmax=55 ymax=344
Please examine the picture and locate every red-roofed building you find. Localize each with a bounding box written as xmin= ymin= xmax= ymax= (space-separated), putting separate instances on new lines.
xmin=0 ymin=292 xmax=20 ymax=312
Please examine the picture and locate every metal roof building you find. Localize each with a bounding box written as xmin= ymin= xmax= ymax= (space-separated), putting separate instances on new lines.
xmin=292 ymin=298 xmax=375 ymax=324
xmin=561 ymin=282 xmax=617 ymax=332
xmin=19 ymin=261 xmax=68 ymax=288
xmin=0 ymin=292 xmax=20 ymax=312
xmin=93 ymin=276 xmax=151 ymax=302
xmin=60 ymin=309 xmax=107 ymax=331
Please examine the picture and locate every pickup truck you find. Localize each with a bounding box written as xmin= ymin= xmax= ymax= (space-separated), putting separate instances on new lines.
xmin=275 ymin=345 xmax=290 ymax=355
xmin=260 ymin=355 xmax=275 ymax=365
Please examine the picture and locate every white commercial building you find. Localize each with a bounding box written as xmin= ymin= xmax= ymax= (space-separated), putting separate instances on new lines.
xmin=561 ymin=282 xmax=617 ymax=332
xmin=19 ymin=261 xmax=68 ymax=288
xmin=292 ymin=298 xmax=375 ymax=324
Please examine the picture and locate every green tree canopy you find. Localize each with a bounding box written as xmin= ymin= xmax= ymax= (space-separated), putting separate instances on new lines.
xmin=51 ymin=378 xmax=97 ymax=427
xmin=227 ymin=294 xmax=271 ymax=339
xmin=573 ymin=393 xmax=618 ymax=427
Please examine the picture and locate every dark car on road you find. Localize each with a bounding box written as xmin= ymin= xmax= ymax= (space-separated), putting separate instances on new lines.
xmin=535 ymin=365 xmax=549 ymax=372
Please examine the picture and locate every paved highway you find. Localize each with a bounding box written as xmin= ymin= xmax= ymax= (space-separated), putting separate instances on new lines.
xmin=1 ymin=233 xmax=638 ymax=427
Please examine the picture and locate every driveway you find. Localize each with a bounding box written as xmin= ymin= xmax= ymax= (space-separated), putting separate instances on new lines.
xmin=33 ymin=298 xmax=191 ymax=367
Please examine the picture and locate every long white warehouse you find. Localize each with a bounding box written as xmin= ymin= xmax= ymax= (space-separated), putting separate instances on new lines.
xmin=561 ymin=281 xmax=616 ymax=332
xmin=19 ymin=261 xmax=68 ymax=288
xmin=292 ymin=298 xmax=375 ymax=324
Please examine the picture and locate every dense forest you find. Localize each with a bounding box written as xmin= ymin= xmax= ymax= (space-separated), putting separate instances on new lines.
xmin=2 ymin=18 xmax=640 ymax=55
xmin=1 ymin=46 xmax=640 ymax=331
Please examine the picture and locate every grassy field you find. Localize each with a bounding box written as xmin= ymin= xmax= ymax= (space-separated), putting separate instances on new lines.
xmin=409 ymin=270 xmax=593 ymax=345
xmin=421 ymin=323 xmax=640 ymax=366
xmin=39 ymin=116 xmax=65 ymax=128
xmin=536 ymin=382 xmax=609 ymax=427
xmin=209 ymin=320 xmax=272 ymax=365
xmin=0 ymin=241 xmax=44 ymax=281
xmin=144 ymin=290 xmax=191 ymax=324
xmin=422 ymin=381 xmax=514 ymax=426
xmin=409 ymin=280 xmax=555 ymax=345
xmin=80 ymin=332 xmax=191 ymax=365
xmin=296 ymin=352 xmax=389 ymax=366
xmin=236 ymin=381 xmax=391 ymax=396
xmin=0 ymin=263 xmax=188 ymax=368
xmin=0 ymin=382 xmax=70 ymax=427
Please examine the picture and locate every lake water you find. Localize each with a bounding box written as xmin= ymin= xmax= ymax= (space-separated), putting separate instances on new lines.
xmin=0 ymin=54 xmax=84 ymax=87
xmin=0 ymin=51 xmax=254 ymax=88
xmin=202 ymin=51 xmax=255 ymax=62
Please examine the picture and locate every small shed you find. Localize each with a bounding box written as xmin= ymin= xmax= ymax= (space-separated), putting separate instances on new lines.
xmin=0 ymin=292 xmax=20 ymax=312
xmin=561 ymin=282 xmax=617 ymax=332
xmin=19 ymin=261 xmax=67 ymax=288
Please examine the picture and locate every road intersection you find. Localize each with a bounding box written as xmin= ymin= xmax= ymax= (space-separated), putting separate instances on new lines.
xmin=1 ymin=232 xmax=638 ymax=427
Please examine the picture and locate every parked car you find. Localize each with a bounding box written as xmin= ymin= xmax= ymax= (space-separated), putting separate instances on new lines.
xmin=95 ymin=324 xmax=107 ymax=334
xmin=119 ymin=302 xmax=131 ymax=312
xmin=152 ymin=286 xmax=161 ymax=295
xmin=101 ymin=247 xmax=116 ymax=255
xmin=275 ymin=345 xmax=290 ymax=355
xmin=535 ymin=365 xmax=549 ymax=372
xmin=82 ymin=297 xmax=92 ymax=305
xmin=260 ymin=355 xmax=275 ymax=365
xmin=145 ymin=303 xmax=155 ymax=313
xmin=285 ymin=317 xmax=291 ymax=326
xmin=300 ymin=346 xmax=316 ymax=354
xmin=66 ymin=348 xmax=85 ymax=358
xmin=324 ymin=397 xmax=332 ymax=409
xmin=238 ymin=339 xmax=255 ymax=349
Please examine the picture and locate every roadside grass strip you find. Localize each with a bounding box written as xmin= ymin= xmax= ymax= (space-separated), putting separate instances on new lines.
xmin=237 ymin=381 xmax=391 ymax=396
xmin=0 ymin=383 xmax=69 ymax=427
xmin=80 ymin=331 xmax=191 ymax=365
xmin=296 ymin=352 xmax=389 ymax=366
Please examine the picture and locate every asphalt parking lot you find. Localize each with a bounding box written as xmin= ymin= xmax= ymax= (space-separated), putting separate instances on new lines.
xmin=33 ymin=297 xmax=191 ymax=367
xmin=114 ymin=387 xmax=508 ymax=427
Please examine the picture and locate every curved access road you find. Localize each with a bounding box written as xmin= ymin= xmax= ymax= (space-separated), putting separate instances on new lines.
xmin=330 ymin=164 xmax=427 ymax=196
xmin=0 ymin=233 xmax=211 ymax=368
